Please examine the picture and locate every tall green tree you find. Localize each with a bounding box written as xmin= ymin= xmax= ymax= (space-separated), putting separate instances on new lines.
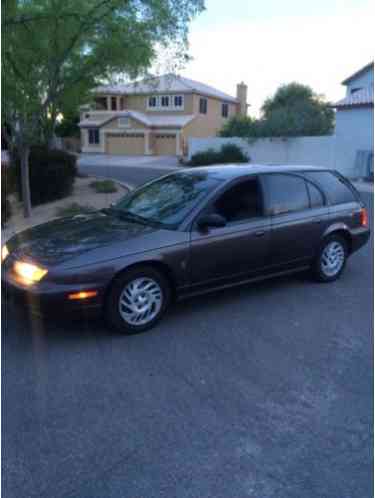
xmin=220 ymin=82 xmax=334 ymax=139
xmin=2 ymin=0 xmax=204 ymax=217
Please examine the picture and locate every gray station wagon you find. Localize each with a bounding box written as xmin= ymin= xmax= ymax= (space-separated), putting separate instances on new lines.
xmin=2 ymin=165 xmax=370 ymax=334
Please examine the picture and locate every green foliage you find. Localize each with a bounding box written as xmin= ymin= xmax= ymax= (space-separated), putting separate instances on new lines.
xmin=220 ymin=116 xmax=259 ymax=138
xmin=189 ymin=144 xmax=248 ymax=166
xmin=55 ymin=113 xmax=80 ymax=138
xmin=90 ymin=179 xmax=118 ymax=193
xmin=16 ymin=147 xmax=77 ymax=206
xmin=56 ymin=203 xmax=96 ymax=218
xmin=219 ymin=83 xmax=334 ymax=139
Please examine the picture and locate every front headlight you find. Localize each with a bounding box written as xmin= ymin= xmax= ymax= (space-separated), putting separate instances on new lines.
xmin=13 ymin=261 xmax=48 ymax=285
xmin=2 ymin=245 xmax=9 ymax=262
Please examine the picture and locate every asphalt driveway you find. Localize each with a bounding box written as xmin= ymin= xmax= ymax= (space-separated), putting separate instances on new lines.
xmin=78 ymin=154 xmax=180 ymax=188
xmin=2 ymin=193 xmax=373 ymax=498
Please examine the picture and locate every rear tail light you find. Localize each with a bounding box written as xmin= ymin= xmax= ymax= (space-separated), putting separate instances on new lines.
xmin=360 ymin=207 xmax=368 ymax=227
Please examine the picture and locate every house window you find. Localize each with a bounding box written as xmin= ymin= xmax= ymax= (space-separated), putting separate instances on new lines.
xmin=222 ymin=103 xmax=229 ymax=118
xmin=174 ymin=95 xmax=184 ymax=108
xmin=148 ymin=96 xmax=158 ymax=108
xmin=350 ymin=87 xmax=361 ymax=94
xmin=88 ymin=128 xmax=100 ymax=145
xmin=119 ymin=97 xmax=125 ymax=110
xmin=161 ymin=96 xmax=170 ymax=107
xmin=199 ymin=98 xmax=207 ymax=114
xmin=95 ymin=97 xmax=107 ymax=110
xmin=111 ymin=97 xmax=117 ymax=110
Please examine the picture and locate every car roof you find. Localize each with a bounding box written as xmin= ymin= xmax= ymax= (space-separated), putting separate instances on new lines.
xmin=181 ymin=164 xmax=328 ymax=181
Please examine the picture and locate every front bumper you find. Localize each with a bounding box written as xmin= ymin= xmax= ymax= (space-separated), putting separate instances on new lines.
xmin=2 ymin=270 xmax=104 ymax=318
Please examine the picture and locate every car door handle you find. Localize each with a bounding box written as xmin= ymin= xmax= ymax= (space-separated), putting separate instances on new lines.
xmin=313 ymin=219 xmax=322 ymax=224
xmin=254 ymin=230 xmax=266 ymax=237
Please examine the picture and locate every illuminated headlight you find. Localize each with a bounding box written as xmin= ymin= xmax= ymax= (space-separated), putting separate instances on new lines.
xmin=13 ymin=261 xmax=48 ymax=285
xmin=2 ymin=245 xmax=9 ymax=262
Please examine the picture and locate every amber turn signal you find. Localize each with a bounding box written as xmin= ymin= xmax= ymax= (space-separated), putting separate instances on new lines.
xmin=360 ymin=208 xmax=368 ymax=227
xmin=68 ymin=290 xmax=98 ymax=301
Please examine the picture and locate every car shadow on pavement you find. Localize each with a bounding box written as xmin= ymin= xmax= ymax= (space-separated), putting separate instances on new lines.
xmin=3 ymin=271 xmax=312 ymax=346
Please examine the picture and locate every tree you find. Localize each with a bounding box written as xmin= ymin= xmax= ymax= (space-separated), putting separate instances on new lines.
xmin=2 ymin=0 xmax=204 ymax=217
xmin=219 ymin=115 xmax=259 ymax=138
xmin=261 ymin=83 xmax=334 ymax=137
xmin=219 ymin=82 xmax=334 ymax=139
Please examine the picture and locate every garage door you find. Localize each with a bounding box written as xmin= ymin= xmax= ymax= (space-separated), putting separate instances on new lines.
xmin=106 ymin=133 xmax=145 ymax=155
xmin=154 ymin=134 xmax=176 ymax=155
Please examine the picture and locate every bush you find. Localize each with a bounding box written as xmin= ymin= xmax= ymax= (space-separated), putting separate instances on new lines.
xmin=90 ymin=179 xmax=117 ymax=193
xmin=189 ymin=148 xmax=221 ymax=166
xmin=55 ymin=203 xmax=96 ymax=218
xmin=189 ymin=143 xmax=249 ymax=166
xmin=16 ymin=146 xmax=77 ymax=206
xmin=220 ymin=143 xmax=249 ymax=163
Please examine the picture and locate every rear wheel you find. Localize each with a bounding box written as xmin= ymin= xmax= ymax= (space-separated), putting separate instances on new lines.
xmin=106 ymin=266 xmax=171 ymax=334
xmin=313 ymin=234 xmax=348 ymax=282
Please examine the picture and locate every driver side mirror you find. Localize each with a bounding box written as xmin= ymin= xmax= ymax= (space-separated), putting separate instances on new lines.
xmin=197 ymin=213 xmax=227 ymax=229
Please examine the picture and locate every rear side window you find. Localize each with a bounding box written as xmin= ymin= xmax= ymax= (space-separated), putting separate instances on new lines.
xmin=306 ymin=181 xmax=325 ymax=208
xmin=263 ymin=174 xmax=309 ymax=215
xmin=304 ymin=171 xmax=356 ymax=205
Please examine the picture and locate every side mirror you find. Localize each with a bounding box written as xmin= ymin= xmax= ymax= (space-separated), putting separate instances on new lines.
xmin=197 ymin=213 xmax=227 ymax=229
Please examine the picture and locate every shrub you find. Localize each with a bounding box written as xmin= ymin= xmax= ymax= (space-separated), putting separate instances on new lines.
xmin=56 ymin=203 xmax=96 ymax=218
xmin=189 ymin=148 xmax=221 ymax=166
xmin=90 ymin=179 xmax=117 ymax=193
xmin=189 ymin=143 xmax=249 ymax=166
xmin=16 ymin=146 xmax=77 ymax=206
xmin=219 ymin=143 xmax=249 ymax=163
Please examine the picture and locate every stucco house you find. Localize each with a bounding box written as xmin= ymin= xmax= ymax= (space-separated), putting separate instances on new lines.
xmin=79 ymin=74 xmax=248 ymax=156
xmin=333 ymin=62 xmax=374 ymax=178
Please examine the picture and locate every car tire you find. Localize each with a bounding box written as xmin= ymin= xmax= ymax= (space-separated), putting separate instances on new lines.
xmin=105 ymin=266 xmax=171 ymax=334
xmin=312 ymin=234 xmax=348 ymax=283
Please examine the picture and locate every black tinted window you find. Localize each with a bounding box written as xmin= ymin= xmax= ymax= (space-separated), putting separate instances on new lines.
xmin=214 ymin=179 xmax=263 ymax=223
xmin=263 ymin=174 xmax=309 ymax=215
xmin=307 ymin=181 xmax=325 ymax=208
xmin=304 ymin=171 xmax=356 ymax=204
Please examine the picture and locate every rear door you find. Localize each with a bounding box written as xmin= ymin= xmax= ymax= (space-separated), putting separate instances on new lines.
xmin=260 ymin=173 xmax=330 ymax=267
xmin=189 ymin=176 xmax=271 ymax=290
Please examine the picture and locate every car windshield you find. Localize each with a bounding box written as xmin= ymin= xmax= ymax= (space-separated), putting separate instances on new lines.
xmin=113 ymin=171 xmax=223 ymax=228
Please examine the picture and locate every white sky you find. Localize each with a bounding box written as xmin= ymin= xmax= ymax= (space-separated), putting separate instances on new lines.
xmin=180 ymin=0 xmax=374 ymax=116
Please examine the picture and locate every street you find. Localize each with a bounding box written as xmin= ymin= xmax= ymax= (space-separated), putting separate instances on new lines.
xmin=2 ymin=161 xmax=373 ymax=498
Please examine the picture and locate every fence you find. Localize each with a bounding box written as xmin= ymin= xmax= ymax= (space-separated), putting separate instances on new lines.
xmin=187 ymin=135 xmax=371 ymax=179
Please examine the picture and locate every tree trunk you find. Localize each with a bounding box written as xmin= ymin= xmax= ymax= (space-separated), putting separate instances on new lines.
xmin=20 ymin=146 xmax=32 ymax=218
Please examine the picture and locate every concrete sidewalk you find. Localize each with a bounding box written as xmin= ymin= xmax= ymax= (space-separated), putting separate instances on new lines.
xmin=2 ymin=177 xmax=128 ymax=243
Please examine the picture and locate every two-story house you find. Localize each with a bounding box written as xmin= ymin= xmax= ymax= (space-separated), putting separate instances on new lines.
xmin=79 ymin=74 xmax=248 ymax=156
xmin=333 ymin=62 xmax=373 ymax=178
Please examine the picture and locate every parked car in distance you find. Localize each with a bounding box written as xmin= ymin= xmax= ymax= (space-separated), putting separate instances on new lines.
xmin=2 ymin=165 xmax=370 ymax=334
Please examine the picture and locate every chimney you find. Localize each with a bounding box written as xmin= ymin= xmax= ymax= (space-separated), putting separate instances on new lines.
xmin=236 ymin=82 xmax=248 ymax=115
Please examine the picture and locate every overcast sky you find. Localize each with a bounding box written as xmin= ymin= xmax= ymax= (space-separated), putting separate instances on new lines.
xmin=180 ymin=0 xmax=373 ymax=116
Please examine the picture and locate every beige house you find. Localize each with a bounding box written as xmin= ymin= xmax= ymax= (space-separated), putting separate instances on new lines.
xmin=79 ymin=74 xmax=248 ymax=156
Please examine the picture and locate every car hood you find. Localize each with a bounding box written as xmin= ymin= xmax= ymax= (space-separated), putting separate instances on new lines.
xmin=7 ymin=212 xmax=161 ymax=267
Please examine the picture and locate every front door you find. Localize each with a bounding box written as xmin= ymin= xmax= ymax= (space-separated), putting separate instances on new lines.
xmin=189 ymin=177 xmax=271 ymax=291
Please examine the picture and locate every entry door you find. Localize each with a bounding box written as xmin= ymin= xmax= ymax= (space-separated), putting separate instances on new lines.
xmin=189 ymin=177 xmax=271 ymax=290
xmin=260 ymin=173 xmax=329 ymax=267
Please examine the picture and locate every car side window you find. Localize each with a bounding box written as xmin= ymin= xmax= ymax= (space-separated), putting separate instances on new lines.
xmin=304 ymin=171 xmax=356 ymax=205
xmin=306 ymin=181 xmax=325 ymax=208
xmin=212 ymin=178 xmax=264 ymax=224
xmin=262 ymin=174 xmax=309 ymax=215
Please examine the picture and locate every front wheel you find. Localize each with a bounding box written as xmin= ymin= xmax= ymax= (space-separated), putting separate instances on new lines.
xmin=312 ymin=235 xmax=348 ymax=282
xmin=106 ymin=266 xmax=171 ymax=334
